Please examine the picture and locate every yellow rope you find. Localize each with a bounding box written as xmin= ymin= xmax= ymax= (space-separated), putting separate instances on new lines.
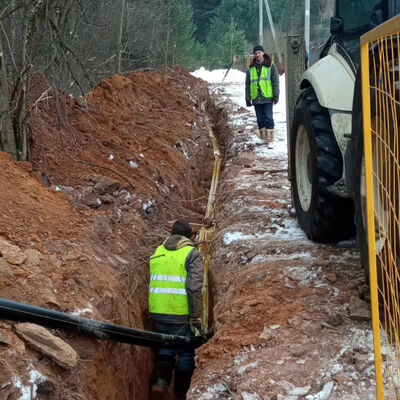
xmin=199 ymin=103 xmax=221 ymax=330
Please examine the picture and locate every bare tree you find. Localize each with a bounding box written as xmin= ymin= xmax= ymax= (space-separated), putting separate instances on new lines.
xmin=116 ymin=0 xmax=126 ymax=73
xmin=0 ymin=0 xmax=202 ymax=160
xmin=0 ymin=36 xmax=17 ymax=159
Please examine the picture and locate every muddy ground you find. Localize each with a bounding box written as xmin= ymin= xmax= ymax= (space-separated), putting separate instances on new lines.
xmin=188 ymin=75 xmax=377 ymax=400
xmin=0 ymin=65 xmax=379 ymax=400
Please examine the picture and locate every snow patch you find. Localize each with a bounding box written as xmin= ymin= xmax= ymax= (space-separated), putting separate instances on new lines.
xmin=241 ymin=392 xmax=261 ymax=400
xmin=272 ymin=218 xmax=307 ymax=240
xmin=234 ymin=352 xmax=248 ymax=365
xmin=223 ymin=231 xmax=252 ymax=244
xmin=223 ymin=231 xmax=274 ymax=245
xmin=143 ymin=199 xmax=153 ymax=212
xmin=191 ymin=67 xmax=246 ymax=84
xmin=251 ymin=251 xmax=312 ymax=264
xmin=195 ymin=383 xmax=230 ymax=399
xmin=71 ymin=304 xmax=93 ymax=316
xmin=237 ymin=361 xmax=259 ymax=376
xmin=13 ymin=369 xmax=46 ymax=399
xmin=306 ymin=381 xmax=334 ymax=400
xmin=286 ymin=266 xmax=317 ymax=284
xmin=277 ymin=380 xmax=311 ymax=396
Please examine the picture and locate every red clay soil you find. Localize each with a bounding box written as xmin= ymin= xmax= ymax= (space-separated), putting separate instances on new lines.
xmin=0 ymin=67 xmax=213 ymax=400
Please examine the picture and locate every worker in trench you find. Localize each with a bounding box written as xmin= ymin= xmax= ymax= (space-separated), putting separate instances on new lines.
xmin=149 ymin=219 xmax=205 ymax=399
xmin=245 ymin=44 xmax=280 ymax=149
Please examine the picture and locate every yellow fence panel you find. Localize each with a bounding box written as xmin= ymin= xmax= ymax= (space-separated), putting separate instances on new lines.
xmin=361 ymin=15 xmax=400 ymax=399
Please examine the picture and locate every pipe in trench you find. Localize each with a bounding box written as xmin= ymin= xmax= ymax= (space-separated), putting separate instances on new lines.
xmin=0 ymin=297 xmax=208 ymax=349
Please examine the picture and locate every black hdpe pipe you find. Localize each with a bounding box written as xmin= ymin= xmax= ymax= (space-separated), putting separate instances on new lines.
xmin=0 ymin=298 xmax=208 ymax=349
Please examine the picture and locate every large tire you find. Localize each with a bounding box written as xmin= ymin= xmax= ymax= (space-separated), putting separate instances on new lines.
xmin=351 ymin=64 xmax=400 ymax=286
xmin=290 ymin=88 xmax=355 ymax=242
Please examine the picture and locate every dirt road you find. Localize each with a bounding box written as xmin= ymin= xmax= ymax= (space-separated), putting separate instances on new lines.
xmin=189 ymin=71 xmax=377 ymax=400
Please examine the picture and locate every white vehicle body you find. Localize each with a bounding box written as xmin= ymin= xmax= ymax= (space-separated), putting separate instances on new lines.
xmin=300 ymin=43 xmax=355 ymax=163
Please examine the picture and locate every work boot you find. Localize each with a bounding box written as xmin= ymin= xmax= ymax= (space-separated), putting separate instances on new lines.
xmin=151 ymin=378 xmax=169 ymax=400
xmin=174 ymin=369 xmax=193 ymax=400
xmin=266 ymin=129 xmax=274 ymax=149
xmin=151 ymin=354 xmax=174 ymax=399
xmin=259 ymin=127 xmax=267 ymax=141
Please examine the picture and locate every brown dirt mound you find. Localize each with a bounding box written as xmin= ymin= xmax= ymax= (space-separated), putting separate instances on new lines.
xmin=0 ymin=152 xmax=87 ymax=248
xmin=0 ymin=66 xmax=214 ymax=400
xmin=30 ymin=66 xmax=209 ymax=201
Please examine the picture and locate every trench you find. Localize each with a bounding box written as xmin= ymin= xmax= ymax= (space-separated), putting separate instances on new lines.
xmin=0 ymin=71 xmax=231 ymax=400
xmin=140 ymin=100 xmax=229 ymax=399
xmin=112 ymin=98 xmax=229 ymax=400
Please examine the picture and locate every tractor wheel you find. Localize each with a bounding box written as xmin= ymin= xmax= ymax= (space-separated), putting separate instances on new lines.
xmin=290 ymin=88 xmax=355 ymax=242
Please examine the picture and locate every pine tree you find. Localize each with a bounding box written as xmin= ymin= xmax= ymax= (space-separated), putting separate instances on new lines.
xmin=206 ymin=16 xmax=248 ymax=69
xmin=208 ymin=0 xmax=259 ymax=44
xmin=190 ymin=0 xmax=223 ymax=43
xmin=162 ymin=0 xmax=202 ymax=69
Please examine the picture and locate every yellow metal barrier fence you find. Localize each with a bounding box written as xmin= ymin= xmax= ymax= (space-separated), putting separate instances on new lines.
xmin=361 ymin=15 xmax=400 ymax=399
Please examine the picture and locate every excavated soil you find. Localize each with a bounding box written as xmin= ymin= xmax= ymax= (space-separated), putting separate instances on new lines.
xmin=0 ymin=67 xmax=214 ymax=400
xmin=0 ymin=65 xmax=380 ymax=400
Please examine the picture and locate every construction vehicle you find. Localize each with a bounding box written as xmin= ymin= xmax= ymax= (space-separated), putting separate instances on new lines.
xmin=290 ymin=0 xmax=400 ymax=275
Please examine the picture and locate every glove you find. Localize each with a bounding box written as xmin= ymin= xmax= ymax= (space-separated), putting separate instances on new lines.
xmin=246 ymin=100 xmax=252 ymax=107
xmin=189 ymin=317 xmax=205 ymax=336
xmin=273 ymin=99 xmax=278 ymax=105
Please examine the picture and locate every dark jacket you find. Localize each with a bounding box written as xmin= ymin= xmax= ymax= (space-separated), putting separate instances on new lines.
xmin=245 ymin=53 xmax=280 ymax=106
xmin=150 ymin=234 xmax=204 ymax=324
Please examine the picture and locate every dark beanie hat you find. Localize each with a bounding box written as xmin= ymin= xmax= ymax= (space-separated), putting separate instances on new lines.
xmin=253 ymin=45 xmax=264 ymax=53
xmin=171 ymin=219 xmax=192 ymax=238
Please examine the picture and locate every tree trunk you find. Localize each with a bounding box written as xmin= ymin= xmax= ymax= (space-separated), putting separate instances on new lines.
xmin=164 ymin=6 xmax=170 ymax=70
xmin=116 ymin=0 xmax=126 ymax=73
xmin=0 ymin=36 xmax=17 ymax=159
xmin=15 ymin=2 xmax=29 ymax=161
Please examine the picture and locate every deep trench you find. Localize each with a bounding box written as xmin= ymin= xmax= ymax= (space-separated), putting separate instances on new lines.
xmin=110 ymin=98 xmax=230 ymax=400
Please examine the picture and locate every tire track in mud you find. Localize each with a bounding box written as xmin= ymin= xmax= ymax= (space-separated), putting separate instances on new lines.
xmin=189 ymin=77 xmax=378 ymax=400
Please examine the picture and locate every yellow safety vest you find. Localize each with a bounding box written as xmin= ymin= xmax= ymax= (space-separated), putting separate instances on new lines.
xmin=250 ymin=65 xmax=273 ymax=100
xmin=149 ymin=244 xmax=193 ymax=315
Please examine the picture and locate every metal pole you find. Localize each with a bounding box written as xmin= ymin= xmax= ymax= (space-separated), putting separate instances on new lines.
xmin=263 ymin=0 xmax=282 ymax=62
xmin=305 ymin=0 xmax=310 ymax=65
xmin=284 ymin=35 xmax=306 ymax=181
xmin=259 ymin=0 xmax=263 ymax=46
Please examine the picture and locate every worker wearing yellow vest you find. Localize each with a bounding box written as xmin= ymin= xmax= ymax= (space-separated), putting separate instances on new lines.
xmin=245 ymin=45 xmax=280 ymax=149
xmin=149 ymin=219 xmax=204 ymax=400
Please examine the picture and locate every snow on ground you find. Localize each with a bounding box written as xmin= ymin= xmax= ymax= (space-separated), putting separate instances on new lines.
xmin=192 ymin=67 xmax=306 ymax=247
xmin=13 ymin=369 xmax=46 ymax=400
xmin=192 ymin=67 xmax=247 ymax=84
xmin=192 ymin=67 xmax=288 ymax=159
xmin=189 ymin=67 xmax=378 ymax=400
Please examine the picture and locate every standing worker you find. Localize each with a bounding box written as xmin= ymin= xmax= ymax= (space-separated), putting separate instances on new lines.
xmin=149 ymin=219 xmax=204 ymax=400
xmin=245 ymin=45 xmax=280 ymax=149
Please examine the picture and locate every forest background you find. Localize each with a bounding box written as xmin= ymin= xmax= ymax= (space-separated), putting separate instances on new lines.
xmin=0 ymin=0 xmax=333 ymax=161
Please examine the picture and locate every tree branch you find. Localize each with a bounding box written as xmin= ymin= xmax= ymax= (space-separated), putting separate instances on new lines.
xmin=48 ymin=15 xmax=95 ymax=88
